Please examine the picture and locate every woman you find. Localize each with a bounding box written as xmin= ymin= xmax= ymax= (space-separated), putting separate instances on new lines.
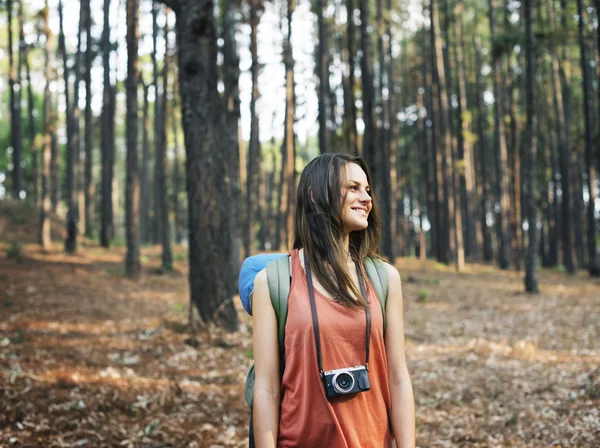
xmin=252 ymin=153 xmax=415 ymax=448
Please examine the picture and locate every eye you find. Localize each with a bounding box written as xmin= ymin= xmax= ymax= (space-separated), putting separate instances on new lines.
xmin=348 ymin=185 xmax=358 ymax=190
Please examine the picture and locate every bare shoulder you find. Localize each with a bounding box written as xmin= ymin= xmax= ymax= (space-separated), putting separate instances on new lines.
xmin=255 ymin=268 xmax=268 ymax=288
xmin=380 ymin=260 xmax=401 ymax=285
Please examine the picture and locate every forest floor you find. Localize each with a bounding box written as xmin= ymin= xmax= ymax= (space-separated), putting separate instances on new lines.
xmin=0 ymin=201 xmax=599 ymax=448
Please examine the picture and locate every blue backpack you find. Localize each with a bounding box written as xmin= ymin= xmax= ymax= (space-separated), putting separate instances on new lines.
xmin=238 ymin=253 xmax=389 ymax=405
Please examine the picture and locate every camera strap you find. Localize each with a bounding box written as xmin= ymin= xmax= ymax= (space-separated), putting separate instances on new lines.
xmin=303 ymin=251 xmax=371 ymax=378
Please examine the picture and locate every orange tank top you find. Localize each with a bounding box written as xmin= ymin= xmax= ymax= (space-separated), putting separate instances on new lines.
xmin=278 ymin=249 xmax=392 ymax=448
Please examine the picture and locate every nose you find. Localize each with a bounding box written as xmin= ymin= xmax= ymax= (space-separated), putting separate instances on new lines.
xmin=359 ymin=188 xmax=372 ymax=203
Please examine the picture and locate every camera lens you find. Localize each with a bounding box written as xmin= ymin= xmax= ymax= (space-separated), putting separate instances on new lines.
xmin=333 ymin=372 xmax=355 ymax=394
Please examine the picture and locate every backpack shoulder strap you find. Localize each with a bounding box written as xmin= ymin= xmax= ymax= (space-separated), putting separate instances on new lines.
xmin=265 ymin=255 xmax=291 ymax=352
xmin=364 ymin=257 xmax=389 ymax=331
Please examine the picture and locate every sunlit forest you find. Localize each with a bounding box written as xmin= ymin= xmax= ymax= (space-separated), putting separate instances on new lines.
xmin=0 ymin=0 xmax=599 ymax=446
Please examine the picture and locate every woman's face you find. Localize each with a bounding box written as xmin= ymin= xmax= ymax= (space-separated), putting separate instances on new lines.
xmin=339 ymin=163 xmax=372 ymax=233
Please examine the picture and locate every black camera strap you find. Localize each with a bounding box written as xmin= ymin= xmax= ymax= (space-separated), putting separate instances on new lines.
xmin=303 ymin=250 xmax=371 ymax=378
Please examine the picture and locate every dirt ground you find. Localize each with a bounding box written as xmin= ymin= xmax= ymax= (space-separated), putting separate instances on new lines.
xmin=0 ymin=204 xmax=599 ymax=447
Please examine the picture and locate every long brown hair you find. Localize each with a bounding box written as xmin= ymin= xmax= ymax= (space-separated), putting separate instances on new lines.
xmin=292 ymin=153 xmax=381 ymax=308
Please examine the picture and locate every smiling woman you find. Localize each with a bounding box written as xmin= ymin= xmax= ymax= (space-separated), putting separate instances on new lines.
xmin=250 ymin=153 xmax=416 ymax=448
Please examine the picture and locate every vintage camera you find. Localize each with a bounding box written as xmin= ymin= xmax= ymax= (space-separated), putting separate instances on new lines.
xmin=323 ymin=365 xmax=371 ymax=398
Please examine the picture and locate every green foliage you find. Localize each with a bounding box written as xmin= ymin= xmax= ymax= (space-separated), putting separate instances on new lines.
xmin=417 ymin=289 xmax=430 ymax=303
xmin=172 ymin=302 xmax=186 ymax=313
xmin=585 ymin=374 xmax=599 ymax=399
xmin=491 ymin=29 xmax=523 ymax=60
xmin=173 ymin=251 xmax=187 ymax=261
xmin=6 ymin=241 xmax=22 ymax=261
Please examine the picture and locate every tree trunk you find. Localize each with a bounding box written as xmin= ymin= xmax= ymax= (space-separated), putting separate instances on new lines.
xmin=50 ymin=132 xmax=59 ymax=212
xmin=454 ymin=1 xmax=477 ymax=261
xmin=474 ymin=34 xmax=493 ymax=261
xmin=39 ymin=0 xmax=52 ymax=250
xmin=416 ymin=48 xmax=429 ymax=259
xmin=576 ymin=0 xmax=599 ymax=276
xmin=74 ymin=0 xmax=85 ymax=238
xmin=358 ymin=0 xmax=387 ymax=257
xmin=432 ymin=0 xmax=460 ymax=269
xmin=344 ymin=0 xmax=358 ymax=155
xmin=152 ymin=0 xmax=162 ymax=246
xmin=488 ymin=0 xmax=511 ymax=269
xmin=163 ymin=0 xmax=239 ymax=330
xmin=101 ymin=0 xmax=115 ymax=248
xmin=596 ymin=0 xmax=600 ymax=170
xmin=171 ymin=84 xmax=183 ymax=244
xmin=158 ymin=14 xmax=173 ymax=271
xmin=222 ymin=0 xmax=242 ymax=270
xmin=140 ymin=81 xmax=151 ymax=243
xmin=524 ymin=0 xmax=539 ymax=292
xmin=59 ymin=0 xmax=78 ymax=253
xmin=424 ymin=30 xmax=439 ymax=259
xmin=385 ymin=0 xmax=397 ymax=261
xmin=245 ymin=0 xmax=261 ymax=258
xmin=24 ymin=45 xmax=38 ymax=206
xmin=316 ymin=0 xmax=330 ymax=154
xmin=358 ymin=0 xmax=377 ymax=171
xmin=8 ymin=0 xmax=23 ymax=199
xmin=276 ymin=0 xmax=296 ymax=251
xmin=84 ymin=0 xmax=94 ymax=238
xmin=125 ymin=0 xmax=141 ymax=278
xmin=375 ymin=0 xmax=393 ymax=261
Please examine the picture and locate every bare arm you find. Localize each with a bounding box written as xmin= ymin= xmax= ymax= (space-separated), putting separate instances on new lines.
xmin=384 ymin=263 xmax=416 ymax=448
xmin=252 ymin=269 xmax=281 ymax=448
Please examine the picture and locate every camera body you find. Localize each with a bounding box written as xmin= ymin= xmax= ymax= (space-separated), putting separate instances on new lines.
xmin=323 ymin=365 xmax=371 ymax=398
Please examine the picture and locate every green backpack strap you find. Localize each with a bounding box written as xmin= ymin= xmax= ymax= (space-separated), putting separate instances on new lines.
xmin=245 ymin=256 xmax=291 ymax=408
xmin=266 ymin=256 xmax=291 ymax=351
xmin=364 ymin=257 xmax=389 ymax=331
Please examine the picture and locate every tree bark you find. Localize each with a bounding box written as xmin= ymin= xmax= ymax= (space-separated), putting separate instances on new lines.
xmin=425 ymin=24 xmax=440 ymax=260
xmin=316 ymin=0 xmax=330 ymax=154
xmin=454 ymin=1 xmax=477 ymax=261
xmin=432 ymin=0 xmax=460 ymax=269
xmin=39 ymin=0 xmax=52 ymax=250
xmin=152 ymin=0 xmax=162 ymax=245
xmin=222 ymin=0 xmax=242 ymax=270
xmin=385 ymin=0 xmax=397 ymax=261
xmin=59 ymin=0 xmax=78 ymax=253
xmin=488 ymin=0 xmax=511 ymax=269
xmin=84 ymin=0 xmax=94 ymax=238
xmin=50 ymin=132 xmax=59 ymax=212
xmin=162 ymin=0 xmax=239 ymax=330
xmin=474 ymin=34 xmax=493 ymax=261
xmin=8 ymin=0 xmax=23 ymax=199
xmin=158 ymin=14 xmax=173 ymax=271
xmin=140 ymin=80 xmax=151 ymax=242
xmin=276 ymin=0 xmax=296 ymax=251
xmin=24 ymin=45 xmax=38 ymax=206
xmin=524 ymin=0 xmax=539 ymax=292
xmin=74 ymin=0 xmax=85 ymax=238
xmin=171 ymin=82 xmax=183 ymax=244
xmin=245 ymin=0 xmax=261 ymax=258
xmin=358 ymin=0 xmax=377 ymax=171
xmin=101 ymin=0 xmax=115 ymax=248
xmin=344 ymin=0 xmax=358 ymax=155
xmin=576 ymin=0 xmax=599 ymax=276
xmin=125 ymin=0 xmax=141 ymax=278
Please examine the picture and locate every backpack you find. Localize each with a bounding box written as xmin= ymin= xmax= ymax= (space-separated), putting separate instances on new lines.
xmin=239 ymin=253 xmax=389 ymax=445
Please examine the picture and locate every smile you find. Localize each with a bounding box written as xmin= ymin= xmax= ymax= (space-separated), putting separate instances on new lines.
xmin=351 ymin=207 xmax=368 ymax=215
